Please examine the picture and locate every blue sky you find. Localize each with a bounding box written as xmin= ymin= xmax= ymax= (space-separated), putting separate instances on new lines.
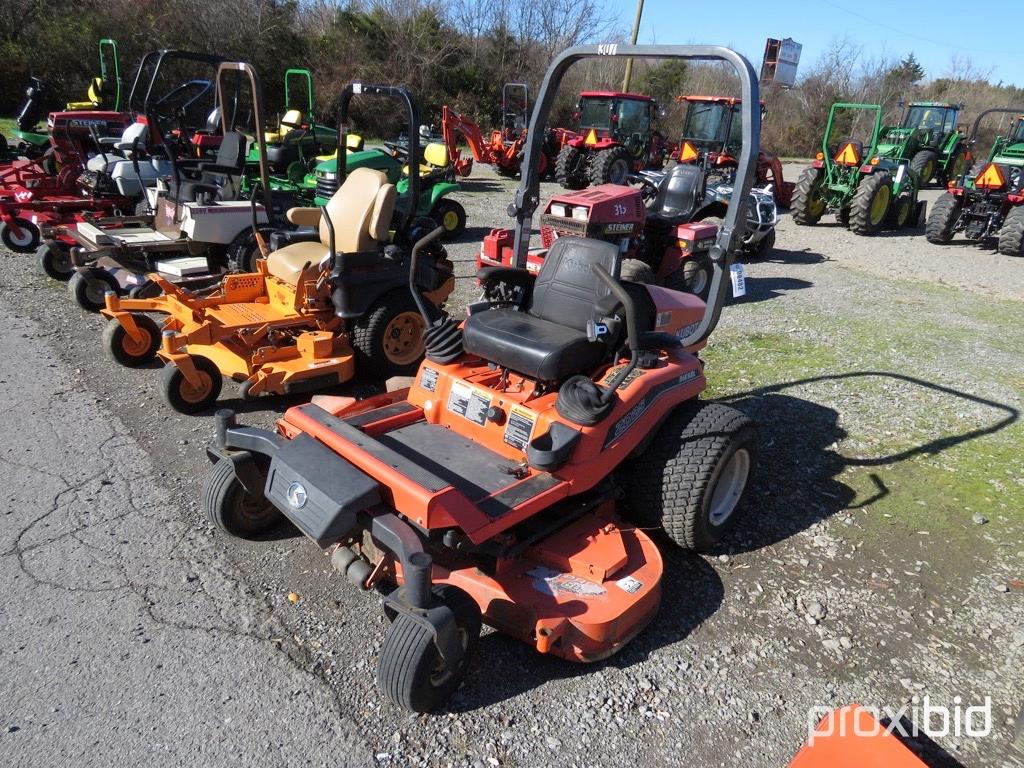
xmin=623 ymin=0 xmax=1022 ymax=88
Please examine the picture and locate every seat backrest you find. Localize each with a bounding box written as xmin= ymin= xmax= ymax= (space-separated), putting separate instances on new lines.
xmin=529 ymin=236 xmax=619 ymax=332
xmin=87 ymin=77 xmax=104 ymax=105
xmin=321 ymin=166 xmax=397 ymax=253
xmin=204 ymin=107 xmax=221 ymax=134
xmin=214 ymin=131 xmax=245 ymax=171
xmin=281 ymin=109 xmax=304 ymax=127
xmin=423 ymin=142 xmax=449 ymax=168
xmin=652 ymin=163 xmax=704 ymax=218
xmin=118 ymin=121 xmax=149 ymax=150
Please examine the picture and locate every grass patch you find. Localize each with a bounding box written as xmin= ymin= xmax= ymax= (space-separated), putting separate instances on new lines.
xmin=700 ymin=293 xmax=1024 ymax=545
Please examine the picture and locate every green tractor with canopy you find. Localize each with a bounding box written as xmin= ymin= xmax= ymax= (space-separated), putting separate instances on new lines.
xmin=792 ymin=102 xmax=923 ymax=235
xmin=875 ymin=101 xmax=967 ymax=187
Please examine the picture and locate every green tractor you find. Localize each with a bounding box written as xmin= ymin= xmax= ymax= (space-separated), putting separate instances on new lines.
xmin=311 ymin=139 xmax=466 ymax=239
xmin=792 ymin=102 xmax=923 ymax=235
xmin=926 ymin=107 xmax=1024 ymax=255
xmin=875 ymin=101 xmax=967 ymax=187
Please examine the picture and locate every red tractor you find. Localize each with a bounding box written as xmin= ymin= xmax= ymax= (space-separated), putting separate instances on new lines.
xmin=440 ymin=84 xmax=572 ymax=179
xmin=555 ymin=91 xmax=671 ymax=189
xmin=674 ymin=95 xmax=794 ymax=208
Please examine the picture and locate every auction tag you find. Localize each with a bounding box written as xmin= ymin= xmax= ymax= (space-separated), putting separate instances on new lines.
xmin=730 ymin=263 xmax=746 ymax=298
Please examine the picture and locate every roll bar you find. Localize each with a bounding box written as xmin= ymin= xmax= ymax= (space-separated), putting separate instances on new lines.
xmin=336 ymin=83 xmax=421 ymax=234
xmin=215 ymin=61 xmax=273 ymax=215
xmin=969 ymin=107 xmax=1024 ymax=143
xmin=514 ymin=44 xmax=761 ymax=348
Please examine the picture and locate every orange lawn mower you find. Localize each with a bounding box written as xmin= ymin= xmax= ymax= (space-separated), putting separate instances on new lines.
xmin=198 ymin=44 xmax=762 ymax=712
xmin=99 ymin=83 xmax=455 ymax=414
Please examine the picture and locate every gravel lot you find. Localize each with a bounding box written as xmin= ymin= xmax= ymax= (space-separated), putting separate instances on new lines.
xmin=1 ymin=162 xmax=1022 ymax=768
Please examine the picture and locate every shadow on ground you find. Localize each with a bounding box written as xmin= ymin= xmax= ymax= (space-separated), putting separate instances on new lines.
xmin=714 ymin=371 xmax=1018 ymax=555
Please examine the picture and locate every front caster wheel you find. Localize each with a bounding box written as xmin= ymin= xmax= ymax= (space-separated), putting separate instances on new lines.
xmin=36 ymin=242 xmax=73 ymax=280
xmin=0 ymin=216 xmax=40 ymax=253
xmin=68 ymin=269 xmax=121 ymax=312
xmin=202 ymin=458 xmax=280 ymax=538
xmin=377 ymin=584 xmax=481 ymax=712
xmin=102 ymin=314 xmax=162 ymax=367
xmin=160 ymin=356 xmax=223 ymax=414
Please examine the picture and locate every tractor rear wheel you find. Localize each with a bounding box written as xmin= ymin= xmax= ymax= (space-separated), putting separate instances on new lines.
xmin=351 ymin=289 xmax=427 ymax=379
xmin=791 ymin=167 xmax=827 ymax=225
xmin=849 ymin=172 xmax=892 ymax=236
xmin=625 ymin=401 xmax=758 ymax=551
xmin=925 ymin=193 xmax=962 ymax=244
xmin=555 ymin=146 xmax=587 ymax=190
xmin=997 ymin=206 xmax=1024 ymax=257
xmin=911 ymin=150 xmax=938 ymax=186
xmin=945 ymin=148 xmax=968 ymax=183
xmin=590 ymin=146 xmax=633 ymax=186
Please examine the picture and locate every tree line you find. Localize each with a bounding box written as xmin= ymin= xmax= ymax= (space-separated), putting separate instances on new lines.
xmin=3 ymin=0 xmax=1021 ymax=157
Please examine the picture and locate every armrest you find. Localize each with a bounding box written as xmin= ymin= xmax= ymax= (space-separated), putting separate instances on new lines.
xmin=287 ymin=207 xmax=321 ymax=227
xmin=97 ymin=136 xmax=121 ymax=147
xmin=476 ymin=266 xmax=534 ymax=288
xmin=269 ymin=228 xmax=320 ymax=252
xmin=638 ymin=331 xmax=682 ymax=351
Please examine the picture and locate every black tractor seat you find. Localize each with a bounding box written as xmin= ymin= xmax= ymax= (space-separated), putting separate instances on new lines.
xmin=646 ymin=163 xmax=705 ymax=226
xmin=463 ymin=237 xmax=621 ymax=382
xmin=168 ymin=130 xmax=246 ymax=203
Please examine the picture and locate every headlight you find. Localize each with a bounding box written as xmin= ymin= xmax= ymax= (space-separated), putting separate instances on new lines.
xmin=550 ymin=203 xmax=567 ymax=217
xmin=319 ymin=171 xmax=337 ymax=180
xmin=571 ymin=206 xmax=589 ymax=221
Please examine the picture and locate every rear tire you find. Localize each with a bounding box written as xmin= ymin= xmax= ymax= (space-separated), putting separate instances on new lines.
xmin=377 ymin=584 xmax=481 ymax=713
xmin=351 ymin=289 xmax=427 ymax=379
xmin=203 ymin=458 xmax=281 ymax=538
xmin=925 ymin=193 xmax=961 ymax=244
xmin=69 ymin=269 xmax=120 ymax=312
xmin=102 ymin=314 xmax=161 ymax=367
xmin=590 ymin=146 xmax=633 ymax=186
xmin=36 ymin=241 xmax=73 ymax=280
xmin=910 ymin=149 xmax=937 ymax=186
xmin=160 ymin=356 xmax=223 ymax=414
xmin=791 ymin=167 xmax=826 ymax=225
xmin=997 ymin=206 xmax=1024 ymax=257
xmin=1 ymin=216 xmax=40 ymax=253
xmin=620 ymin=258 xmax=656 ymax=284
xmin=555 ymin=146 xmax=587 ymax=190
xmin=226 ymin=228 xmax=270 ymax=272
xmin=849 ymin=172 xmax=891 ymax=236
xmin=626 ymin=401 xmax=757 ymax=551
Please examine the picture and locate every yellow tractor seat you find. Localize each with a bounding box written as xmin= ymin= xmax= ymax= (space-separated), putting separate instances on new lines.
xmin=264 ymin=109 xmax=307 ymax=144
xmin=267 ymin=167 xmax=397 ymax=286
xmin=314 ymin=134 xmax=364 ymax=163
xmin=402 ymin=142 xmax=451 ymax=177
xmin=66 ymin=77 xmax=105 ymax=111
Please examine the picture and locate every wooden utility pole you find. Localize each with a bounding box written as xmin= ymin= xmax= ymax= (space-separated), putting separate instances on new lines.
xmin=621 ymin=0 xmax=645 ymax=92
